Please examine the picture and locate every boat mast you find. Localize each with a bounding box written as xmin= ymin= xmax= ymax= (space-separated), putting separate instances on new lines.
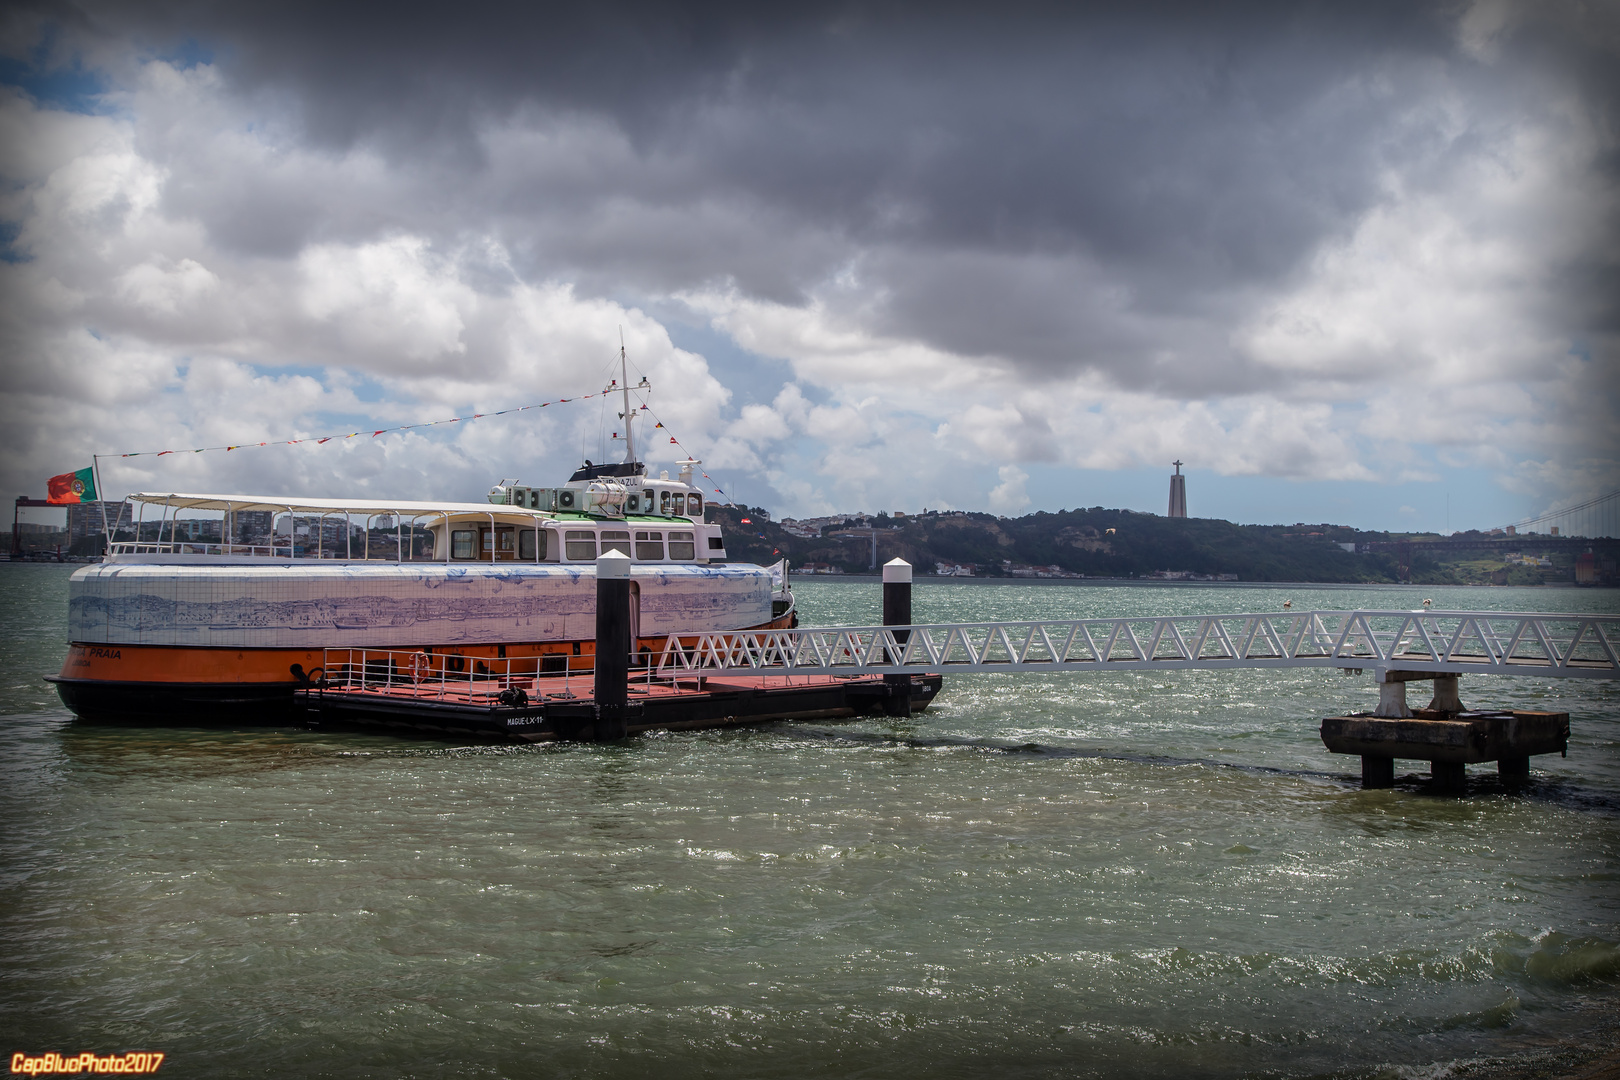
xmin=607 ymin=328 xmax=650 ymax=469
xmin=619 ymin=331 xmax=635 ymax=465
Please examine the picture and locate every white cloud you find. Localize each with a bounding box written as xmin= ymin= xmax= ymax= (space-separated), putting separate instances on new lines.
xmin=0 ymin=72 xmax=736 ymax=502
xmin=300 ymin=238 xmax=471 ymax=365
xmin=117 ymin=256 xmax=220 ymax=315
xmin=988 ymin=465 xmax=1031 ymax=515
xmin=681 ymin=284 xmax=998 ymax=393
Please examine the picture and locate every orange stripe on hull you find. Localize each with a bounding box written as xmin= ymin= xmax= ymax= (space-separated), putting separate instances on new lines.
xmin=58 ymin=644 xmax=328 ymax=685
xmin=56 ymin=613 xmax=797 ymax=688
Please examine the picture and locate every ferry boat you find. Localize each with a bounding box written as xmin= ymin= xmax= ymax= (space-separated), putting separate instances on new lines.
xmin=49 ymin=364 xmax=794 ymax=721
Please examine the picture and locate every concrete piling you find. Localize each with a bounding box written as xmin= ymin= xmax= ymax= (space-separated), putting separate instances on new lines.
xmin=1374 ymin=670 xmax=1468 ymax=720
xmin=1323 ymin=707 xmax=1569 ymax=794
xmin=1425 ymin=674 xmax=1465 ymax=714
xmin=1430 ymin=760 xmax=1467 ymax=792
xmin=1373 ymin=671 xmax=1411 ymax=718
xmin=1361 ymin=755 xmax=1395 ymax=789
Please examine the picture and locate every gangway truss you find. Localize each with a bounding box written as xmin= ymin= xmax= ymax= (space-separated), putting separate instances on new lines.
xmin=653 ymin=609 xmax=1620 ymax=680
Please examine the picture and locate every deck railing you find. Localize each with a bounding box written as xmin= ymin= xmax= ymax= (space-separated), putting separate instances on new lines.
xmin=311 ymin=648 xmax=634 ymax=704
xmin=108 ymin=540 xmax=295 ymax=558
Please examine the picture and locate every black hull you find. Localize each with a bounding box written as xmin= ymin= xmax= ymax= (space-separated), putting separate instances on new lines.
xmin=47 ymin=673 xmax=944 ymax=737
xmin=298 ymin=674 xmax=944 ymax=741
xmin=48 ymin=677 xmax=302 ymax=723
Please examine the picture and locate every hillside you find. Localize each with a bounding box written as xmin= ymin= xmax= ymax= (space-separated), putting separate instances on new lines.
xmin=708 ymin=506 xmax=1590 ymax=585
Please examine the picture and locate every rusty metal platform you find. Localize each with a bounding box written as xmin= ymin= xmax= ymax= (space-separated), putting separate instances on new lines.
xmin=294 ymin=667 xmax=942 ymax=741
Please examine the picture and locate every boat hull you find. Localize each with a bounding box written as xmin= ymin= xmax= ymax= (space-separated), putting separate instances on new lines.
xmin=51 ymin=674 xmax=307 ymax=723
xmin=53 ymin=561 xmax=791 ymax=722
xmin=68 ymin=560 xmax=775 ymax=648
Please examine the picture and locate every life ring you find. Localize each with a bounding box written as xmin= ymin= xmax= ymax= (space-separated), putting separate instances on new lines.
xmin=406 ymin=652 xmax=431 ymax=683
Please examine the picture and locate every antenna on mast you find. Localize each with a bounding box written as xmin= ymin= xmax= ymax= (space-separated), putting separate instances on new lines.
xmin=606 ymin=327 xmax=651 ymax=467
xmin=619 ymin=327 xmax=634 ymax=464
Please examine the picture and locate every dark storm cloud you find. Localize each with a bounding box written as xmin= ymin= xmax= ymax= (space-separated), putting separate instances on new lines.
xmin=120 ymin=3 xmax=1447 ymax=267
xmin=7 ymin=0 xmax=1618 ymax=393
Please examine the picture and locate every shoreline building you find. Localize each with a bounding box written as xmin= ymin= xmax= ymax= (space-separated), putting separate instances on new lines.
xmin=67 ymin=501 xmax=130 ymax=545
xmin=1168 ymin=461 xmax=1188 ymax=518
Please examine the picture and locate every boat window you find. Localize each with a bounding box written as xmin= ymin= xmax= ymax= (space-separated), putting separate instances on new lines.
xmin=519 ymin=528 xmax=545 ymax=560
xmin=600 ymin=529 xmax=631 ymax=556
xmin=660 ymin=491 xmax=671 ymax=514
xmin=687 ymin=493 xmax=703 ymax=515
xmin=451 ymin=529 xmax=476 ymax=559
xmin=634 ymin=531 xmax=663 ymax=560
xmin=668 ymin=531 xmax=695 ymax=560
xmin=565 ymin=530 xmax=596 ymax=561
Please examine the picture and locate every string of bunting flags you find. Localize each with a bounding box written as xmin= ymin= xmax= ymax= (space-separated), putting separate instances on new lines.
xmin=639 ymin=402 xmax=736 ymax=507
xmin=103 ymin=384 xmax=742 ymax=506
xmin=111 ymin=390 xmax=614 ymax=458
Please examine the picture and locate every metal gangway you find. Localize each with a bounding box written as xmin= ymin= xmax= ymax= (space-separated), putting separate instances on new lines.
xmin=653 ymin=609 xmax=1620 ymax=680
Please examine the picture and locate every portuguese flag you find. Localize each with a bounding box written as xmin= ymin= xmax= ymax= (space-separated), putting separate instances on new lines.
xmin=46 ymin=466 xmax=97 ymax=505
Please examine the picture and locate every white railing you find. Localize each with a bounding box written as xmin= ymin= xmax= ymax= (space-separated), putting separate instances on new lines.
xmin=108 ymin=540 xmax=295 ymax=558
xmin=106 ymin=540 xmax=429 ymax=560
xmin=654 ymin=610 xmax=1620 ymax=680
xmin=313 ymin=648 xmax=590 ymax=703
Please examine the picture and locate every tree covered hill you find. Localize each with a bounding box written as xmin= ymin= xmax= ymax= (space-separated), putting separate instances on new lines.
xmin=706 ymin=506 xmax=1584 ymax=585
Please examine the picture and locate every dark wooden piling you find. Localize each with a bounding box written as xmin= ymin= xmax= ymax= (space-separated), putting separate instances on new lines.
xmin=593 ymin=550 xmax=633 ymax=740
xmin=882 ymin=558 xmax=913 ymax=717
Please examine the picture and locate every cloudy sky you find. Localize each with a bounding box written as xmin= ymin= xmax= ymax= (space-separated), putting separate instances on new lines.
xmin=2 ymin=0 xmax=1615 ymax=530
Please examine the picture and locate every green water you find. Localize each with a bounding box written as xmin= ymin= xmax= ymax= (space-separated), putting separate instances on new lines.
xmin=2 ymin=565 xmax=1618 ymax=1078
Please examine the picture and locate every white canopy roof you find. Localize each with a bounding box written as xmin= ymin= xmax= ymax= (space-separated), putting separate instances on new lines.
xmin=126 ymin=491 xmax=552 ymax=518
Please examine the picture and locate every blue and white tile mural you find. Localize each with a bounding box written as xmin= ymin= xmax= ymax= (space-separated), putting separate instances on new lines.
xmin=68 ymin=564 xmax=775 ymax=647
